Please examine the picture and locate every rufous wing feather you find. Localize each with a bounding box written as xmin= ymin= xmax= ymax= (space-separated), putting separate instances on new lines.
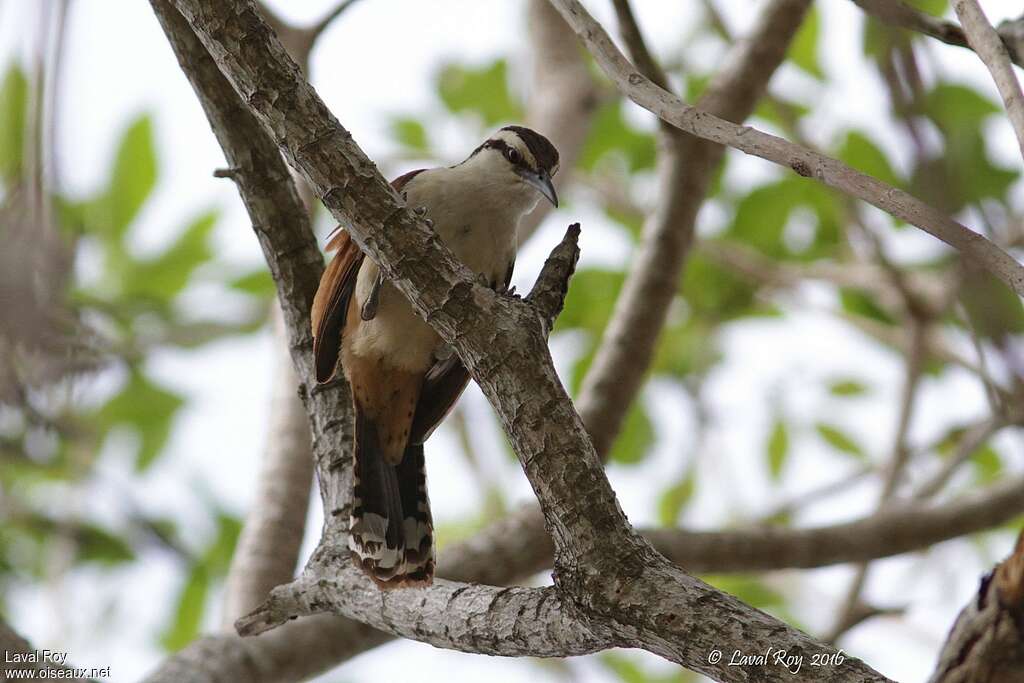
xmin=311 ymin=169 xmax=428 ymax=384
xmin=311 ymin=229 xmax=363 ymax=383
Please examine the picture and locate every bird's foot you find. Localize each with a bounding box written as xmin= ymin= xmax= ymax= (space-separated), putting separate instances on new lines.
xmin=412 ymin=206 xmax=434 ymax=228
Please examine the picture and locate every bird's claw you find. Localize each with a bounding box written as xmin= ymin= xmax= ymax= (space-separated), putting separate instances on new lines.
xmin=412 ymin=206 xmax=434 ymax=227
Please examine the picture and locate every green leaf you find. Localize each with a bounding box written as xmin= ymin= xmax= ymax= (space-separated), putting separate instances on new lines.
xmin=554 ymin=268 xmax=625 ymax=333
xmin=202 ymin=512 xmax=242 ymax=574
xmin=788 ymin=7 xmax=824 ymax=79
xmin=95 ymin=370 xmax=185 ymax=471
xmin=228 ymin=269 xmax=276 ymax=299
xmin=609 ymin=402 xmax=655 ymax=465
xmin=390 ymin=116 xmax=430 ymax=153
xmin=913 ymin=84 xmax=1018 ymax=210
xmin=839 ymin=287 xmax=896 ymax=325
xmin=924 ymin=84 xmax=999 ymax=131
xmin=0 ymin=62 xmax=29 ymax=183
xmin=657 ymin=470 xmax=696 ymax=526
xmin=579 ymin=100 xmax=657 ymax=172
xmin=600 ymin=653 xmax=647 ymax=683
xmin=160 ymin=563 xmax=208 ymax=651
xmin=767 ymin=419 xmax=789 ymax=481
xmin=437 ymin=59 xmax=522 ymax=126
xmin=702 ymin=574 xmax=785 ymax=610
xmin=837 ymin=131 xmax=901 ymax=188
xmin=600 ymin=652 xmax=695 ymax=683
xmin=815 ymin=423 xmax=865 ymax=460
xmin=910 ymin=139 xmax=1017 ymax=213
xmin=754 ymin=96 xmax=810 ymax=131
xmin=726 ymin=177 xmax=842 ymax=260
xmin=121 ymin=210 xmax=218 ymax=302
xmin=682 ymin=252 xmax=762 ymax=320
xmin=958 ymin=268 xmax=1024 ymax=341
xmin=90 ymin=115 xmax=159 ymax=238
xmin=908 ymin=0 xmax=947 ymax=15
xmin=727 ymin=182 xmax=794 ymax=257
xmin=75 ymin=523 xmax=135 ymax=565
xmin=972 ymin=444 xmax=1002 ymax=484
xmin=828 ymin=379 xmax=869 ymax=397
xmin=605 ymin=203 xmax=643 ymax=241
xmin=651 ymin=320 xmax=722 ymax=379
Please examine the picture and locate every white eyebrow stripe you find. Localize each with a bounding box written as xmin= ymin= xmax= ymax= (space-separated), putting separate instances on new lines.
xmin=492 ymin=129 xmax=538 ymax=169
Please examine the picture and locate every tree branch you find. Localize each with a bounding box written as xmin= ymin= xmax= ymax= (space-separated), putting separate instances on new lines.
xmin=953 ymin=0 xmax=1024 ymax=163
xmin=237 ymin=568 xmax=612 ymax=656
xmin=547 ymin=0 xmax=1024 ymax=297
xmin=446 ymin=475 xmax=1024 ymax=576
xmin=850 ymin=0 xmax=1024 ymax=68
xmin=164 ymin=1 xmax=886 ymax=679
xmin=929 ymin=531 xmax=1024 ymax=682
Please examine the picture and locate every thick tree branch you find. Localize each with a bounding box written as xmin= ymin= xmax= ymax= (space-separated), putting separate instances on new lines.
xmin=164 ymin=1 xmax=886 ymax=679
xmin=238 ymin=568 xmax=611 ymax=656
xmin=953 ymin=0 xmax=1024 ymax=163
xmin=929 ymin=531 xmax=1024 ymax=682
xmin=548 ymin=0 xmax=1024 ymax=297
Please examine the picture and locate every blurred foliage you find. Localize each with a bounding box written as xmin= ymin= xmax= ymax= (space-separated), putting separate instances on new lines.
xmin=160 ymin=512 xmax=241 ymax=650
xmin=1 ymin=57 xmax=265 ymax=653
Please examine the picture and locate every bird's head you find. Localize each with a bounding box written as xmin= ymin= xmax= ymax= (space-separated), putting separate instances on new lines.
xmin=466 ymin=125 xmax=560 ymax=208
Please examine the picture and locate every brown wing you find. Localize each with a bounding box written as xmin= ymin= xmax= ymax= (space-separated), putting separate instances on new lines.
xmin=310 ymin=169 xmax=428 ymax=384
xmin=409 ymin=355 xmax=471 ymax=444
xmin=311 ymin=230 xmax=363 ymax=383
xmin=409 ymin=258 xmax=514 ymax=444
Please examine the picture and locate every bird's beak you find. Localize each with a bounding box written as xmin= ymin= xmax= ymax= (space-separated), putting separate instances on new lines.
xmin=519 ymin=168 xmax=558 ymax=207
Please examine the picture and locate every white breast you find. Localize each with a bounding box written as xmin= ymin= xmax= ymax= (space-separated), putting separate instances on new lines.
xmin=348 ymin=163 xmax=536 ymax=371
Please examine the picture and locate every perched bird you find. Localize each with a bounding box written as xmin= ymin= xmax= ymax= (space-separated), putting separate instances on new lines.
xmin=311 ymin=126 xmax=559 ymax=588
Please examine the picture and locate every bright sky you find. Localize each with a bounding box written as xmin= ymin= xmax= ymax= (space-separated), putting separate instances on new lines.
xmin=2 ymin=1 xmax=1024 ymax=682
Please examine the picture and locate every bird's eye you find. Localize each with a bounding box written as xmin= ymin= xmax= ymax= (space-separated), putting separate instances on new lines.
xmin=506 ymin=148 xmax=521 ymax=164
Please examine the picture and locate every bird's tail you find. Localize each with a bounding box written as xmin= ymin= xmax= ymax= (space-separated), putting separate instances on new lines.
xmin=349 ymin=411 xmax=434 ymax=588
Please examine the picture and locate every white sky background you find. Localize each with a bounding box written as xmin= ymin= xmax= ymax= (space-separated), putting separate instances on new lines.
xmin=2 ymin=1 xmax=1024 ymax=682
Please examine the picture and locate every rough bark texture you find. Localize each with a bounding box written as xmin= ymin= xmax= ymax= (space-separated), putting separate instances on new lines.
xmin=929 ymin=533 xmax=1024 ymax=683
xmin=548 ymin=0 xmax=1024 ymax=297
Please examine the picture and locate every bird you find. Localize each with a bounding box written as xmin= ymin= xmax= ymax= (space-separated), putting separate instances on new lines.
xmin=310 ymin=126 xmax=559 ymax=588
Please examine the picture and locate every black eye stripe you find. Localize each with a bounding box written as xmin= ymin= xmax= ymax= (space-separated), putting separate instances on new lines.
xmin=479 ymin=139 xmax=525 ymax=167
